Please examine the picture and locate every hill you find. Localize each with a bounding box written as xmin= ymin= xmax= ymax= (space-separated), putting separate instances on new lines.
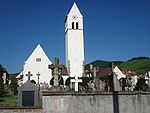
xmin=85 ymin=60 xmax=124 ymax=70
xmin=119 ymin=57 xmax=150 ymax=74
xmin=85 ymin=57 xmax=150 ymax=74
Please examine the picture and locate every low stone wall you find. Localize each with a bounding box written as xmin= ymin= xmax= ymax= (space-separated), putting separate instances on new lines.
xmin=42 ymin=91 xmax=150 ymax=113
xmin=1 ymin=91 xmax=150 ymax=113
xmin=0 ymin=107 xmax=42 ymax=113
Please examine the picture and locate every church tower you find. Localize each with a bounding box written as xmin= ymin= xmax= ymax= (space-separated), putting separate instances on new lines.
xmin=65 ymin=3 xmax=84 ymax=78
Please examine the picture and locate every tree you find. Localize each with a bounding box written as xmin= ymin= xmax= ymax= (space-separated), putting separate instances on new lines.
xmin=50 ymin=75 xmax=64 ymax=86
xmin=135 ymin=78 xmax=149 ymax=91
xmin=79 ymin=77 xmax=93 ymax=87
xmin=65 ymin=77 xmax=71 ymax=86
xmin=0 ymin=76 xmax=5 ymax=96
xmin=9 ymin=77 xmax=18 ymax=94
xmin=30 ymin=80 xmax=36 ymax=84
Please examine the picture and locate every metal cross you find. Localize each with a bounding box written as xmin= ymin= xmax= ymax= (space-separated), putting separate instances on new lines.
xmin=36 ymin=72 xmax=40 ymax=85
xmin=26 ymin=71 xmax=33 ymax=81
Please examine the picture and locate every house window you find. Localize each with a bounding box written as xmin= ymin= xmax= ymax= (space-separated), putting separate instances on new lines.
xmin=36 ymin=58 xmax=41 ymax=62
xmin=76 ymin=22 xmax=79 ymax=29
xmin=72 ymin=22 xmax=74 ymax=29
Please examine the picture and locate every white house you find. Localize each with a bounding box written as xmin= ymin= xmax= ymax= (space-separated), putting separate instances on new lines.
xmin=23 ymin=44 xmax=52 ymax=85
xmin=113 ymin=66 xmax=126 ymax=80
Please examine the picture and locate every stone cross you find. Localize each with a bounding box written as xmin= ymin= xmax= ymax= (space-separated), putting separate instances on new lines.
xmin=36 ymin=72 xmax=40 ymax=85
xmin=71 ymin=75 xmax=82 ymax=91
xmin=93 ymin=67 xmax=99 ymax=78
xmin=3 ymin=73 xmax=7 ymax=85
xmin=90 ymin=65 xmax=99 ymax=77
xmin=147 ymin=71 xmax=150 ymax=91
xmin=49 ymin=58 xmax=64 ymax=86
xmin=26 ymin=71 xmax=33 ymax=81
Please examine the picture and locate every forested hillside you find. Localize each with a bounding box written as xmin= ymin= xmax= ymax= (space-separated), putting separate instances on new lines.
xmin=85 ymin=57 xmax=150 ymax=74
xmin=85 ymin=60 xmax=124 ymax=70
xmin=119 ymin=57 xmax=150 ymax=74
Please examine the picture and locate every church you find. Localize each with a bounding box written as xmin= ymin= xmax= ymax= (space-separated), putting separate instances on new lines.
xmin=21 ymin=3 xmax=85 ymax=86
xmin=22 ymin=44 xmax=52 ymax=85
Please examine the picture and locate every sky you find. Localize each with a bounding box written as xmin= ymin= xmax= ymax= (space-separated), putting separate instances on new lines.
xmin=0 ymin=0 xmax=150 ymax=74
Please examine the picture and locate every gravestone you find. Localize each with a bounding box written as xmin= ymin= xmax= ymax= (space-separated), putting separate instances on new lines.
xmin=49 ymin=58 xmax=65 ymax=91
xmin=17 ymin=81 xmax=39 ymax=106
xmin=36 ymin=72 xmax=40 ymax=85
xmin=3 ymin=72 xmax=7 ymax=85
xmin=71 ymin=75 xmax=82 ymax=91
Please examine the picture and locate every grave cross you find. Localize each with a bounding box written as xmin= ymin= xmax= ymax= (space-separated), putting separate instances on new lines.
xmin=36 ymin=72 xmax=40 ymax=85
xmin=93 ymin=67 xmax=99 ymax=77
xmin=26 ymin=71 xmax=33 ymax=81
xmin=147 ymin=71 xmax=150 ymax=91
xmin=90 ymin=65 xmax=99 ymax=78
xmin=71 ymin=75 xmax=82 ymax=91
xmin=49 ymin=58 xmax=64 ymax=86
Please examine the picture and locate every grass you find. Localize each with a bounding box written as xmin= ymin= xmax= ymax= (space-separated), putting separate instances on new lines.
xmin=0 ymin=93 xmax=18 ymax=106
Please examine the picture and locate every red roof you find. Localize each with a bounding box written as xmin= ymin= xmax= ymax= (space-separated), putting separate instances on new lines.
xmin=122 ymin=71 xmax=137 ymax=76
xmin=96 ymin=68 xmax=112 ymax=78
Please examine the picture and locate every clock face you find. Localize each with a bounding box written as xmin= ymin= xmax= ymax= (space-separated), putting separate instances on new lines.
xmin=72 ymin=14 xmax=78 ymax=20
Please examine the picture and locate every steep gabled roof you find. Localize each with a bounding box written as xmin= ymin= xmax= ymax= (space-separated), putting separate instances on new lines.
xmin=25 ymin=44 xmax=52 ymax=64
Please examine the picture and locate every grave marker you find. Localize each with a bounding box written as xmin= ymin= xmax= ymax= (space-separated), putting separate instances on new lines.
xmin=71 ymin=75 xmax=82 ymax=91
xmin=18 ymin=81 xmax=39 ymax=106
xmin=26 ymin=71 xmax=33 ymax=81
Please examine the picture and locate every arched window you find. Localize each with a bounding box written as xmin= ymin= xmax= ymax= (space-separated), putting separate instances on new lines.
xmin=76 ymin=22 xmax=79 ymax=29
xmin=72 ymin=22 xmax=74 ymax=29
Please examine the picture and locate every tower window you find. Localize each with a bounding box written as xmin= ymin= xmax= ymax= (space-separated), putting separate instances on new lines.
xmin=76 ymin=22 xmax=79 ymax=29
xmin=72 ymin=22 xmax=74 ymax=29
xmin=36 ymin=58 xmax=41 ymax=62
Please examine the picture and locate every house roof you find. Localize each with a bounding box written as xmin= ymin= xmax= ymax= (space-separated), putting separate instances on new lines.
xmin=60 ymin=67 xmax=68 ymax=76
xmin=96 ymin=68 xmax=112 ymax=78
xmin=122 ymin=71 xmax=137 ymax=76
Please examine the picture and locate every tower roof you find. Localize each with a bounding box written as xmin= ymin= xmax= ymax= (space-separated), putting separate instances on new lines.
xmin=67 ymin=2 xmax=83 ymax=17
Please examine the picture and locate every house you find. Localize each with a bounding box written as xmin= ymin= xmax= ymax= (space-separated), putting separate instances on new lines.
xmin=96 ymin=66 xmax=126 ymax=80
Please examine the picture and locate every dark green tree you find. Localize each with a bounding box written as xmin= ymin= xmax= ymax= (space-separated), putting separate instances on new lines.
xmin=135 ymin=78 xmax=149 ymax=91
xmin=79 ymin=77 xmax=93 ymax=87
xmin=9 ymin=77 xmax=18 ymax=94
xmin=0 ymin=76 xmax=5 ymax=96
xmin=65 ymin=77 xmax=73 ymax=86
xmin=30 ymin=80 xmax=36 ymax=84
xmin=50 ymin=75 xmax=64 ymax=86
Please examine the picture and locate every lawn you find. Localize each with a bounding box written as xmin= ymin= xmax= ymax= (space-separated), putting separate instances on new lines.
xmin=0 ymin=94 xmax=18 ymax=106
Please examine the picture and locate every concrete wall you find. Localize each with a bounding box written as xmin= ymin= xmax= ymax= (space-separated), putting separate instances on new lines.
xmin=1 ymin=92 xmax=150 ymax=113
xmin=42 ymin=91 xmax=150 ymax=113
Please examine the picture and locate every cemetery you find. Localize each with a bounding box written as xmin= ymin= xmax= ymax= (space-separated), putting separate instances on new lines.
xmin=0 ymin=2 xmax=150 ymax=113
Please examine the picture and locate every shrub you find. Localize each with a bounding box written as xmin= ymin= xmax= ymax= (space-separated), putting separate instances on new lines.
xmin=9 ymin=77 xmax=18 ymax=95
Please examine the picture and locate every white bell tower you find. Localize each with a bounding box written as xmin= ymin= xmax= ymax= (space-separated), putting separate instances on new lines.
xmin=65 ymin=3 xmax=84 ymax=78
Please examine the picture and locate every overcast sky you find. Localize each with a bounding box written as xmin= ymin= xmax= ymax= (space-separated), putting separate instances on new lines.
xmin=0 ymin=0 xmax=150 ymax=73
